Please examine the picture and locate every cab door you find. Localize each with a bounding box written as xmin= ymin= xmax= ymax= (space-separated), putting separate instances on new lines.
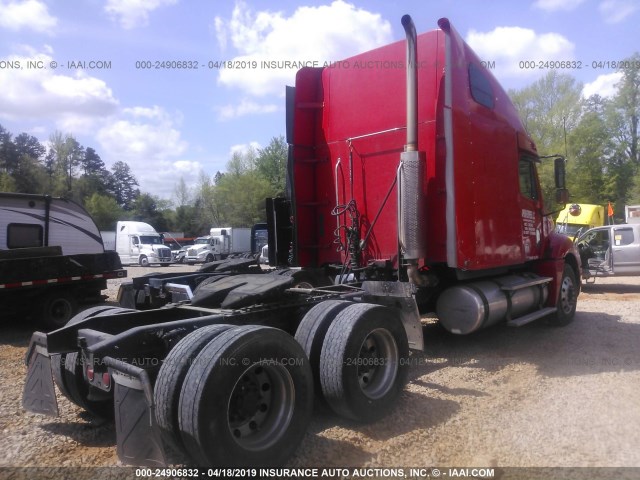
xmin=518 ymin=155 xmax=543 ymax=261
xmin=578 ymin=227 xmax=613 ymax=274
xmin=611 ymin=226 xmax=640 ymax=274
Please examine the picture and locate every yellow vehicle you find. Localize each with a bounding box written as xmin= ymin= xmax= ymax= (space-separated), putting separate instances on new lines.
xmin=555 ymin=203 xmax=605 ymax=238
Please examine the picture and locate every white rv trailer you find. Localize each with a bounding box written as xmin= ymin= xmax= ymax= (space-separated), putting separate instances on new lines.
xmin=0 ymin=192 xmax=104 ymax=255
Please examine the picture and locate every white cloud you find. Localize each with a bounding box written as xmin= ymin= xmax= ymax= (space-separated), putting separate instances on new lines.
xmin=0 ymin=47 xmax=118 ymax=128
xmin=96 ymin=105 xmax=193 ymax=197
xmin=97 ymin=106 xmax=187 ymax=159
xmin=582 ymin=72 xmax=623 ymax=98
xmin=533 ymin=0 xmax=585 ymax=11
xmin=598 ymin=0 xmax=639 ymax=23
xmin=230 ymin=142 xmax=261 ymax=156
xmin=213 ymin=0 xmax=392 ymax=97
xmin=0 ymin=0 xmax=57 ymax=33
xmin=104 ymin=0 xmax=178 ymax=29
xmin=466 ymin=26 xmax=575 ymax=79
xmin=216 ymin=98 xmax=279 ymax=121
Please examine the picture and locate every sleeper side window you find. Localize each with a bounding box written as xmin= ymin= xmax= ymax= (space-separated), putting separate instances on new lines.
xmin=469 ymin=63 xmax=494 ymax=109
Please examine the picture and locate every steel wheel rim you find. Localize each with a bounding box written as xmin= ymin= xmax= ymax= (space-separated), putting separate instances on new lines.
xmin=560 ymin=274 xmax=576 ymax=314
xmin=357 ymin=328 xmax=399 ymax=400
xmin=49 ymin=298 xmax=72 ymax=324
xmin=227 ymin=361 xmax=295 ymax=451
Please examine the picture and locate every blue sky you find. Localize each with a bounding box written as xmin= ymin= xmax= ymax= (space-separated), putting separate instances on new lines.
xmin=0 ymin=0 xmax=638 ymax=202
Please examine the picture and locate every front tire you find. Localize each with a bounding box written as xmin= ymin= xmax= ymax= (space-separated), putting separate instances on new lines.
xmin=178 ymin=325 xmax=313 ymax=467
xmin=319 ymin=303 xmax=409 ymax=422
xmin=139 ymin=255 xmax=149 ymax=267
xmin=549 ymin=264 xmax=578 ymax=327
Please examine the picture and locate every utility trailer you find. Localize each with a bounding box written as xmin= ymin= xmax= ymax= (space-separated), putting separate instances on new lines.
xmin=24 ymin=15 xmax=581 ymax=468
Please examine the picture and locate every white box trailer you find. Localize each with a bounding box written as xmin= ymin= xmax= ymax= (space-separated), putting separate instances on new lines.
xmin=625 ymin=205 xmax=640 ymax=224
xmin=210 ymin=227 xmax=251 ymax=255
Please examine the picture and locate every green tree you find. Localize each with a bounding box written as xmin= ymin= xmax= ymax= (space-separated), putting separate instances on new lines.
xmin=109 ymin=161 xmax=139 ymax=210
xmin=0 ymin=125 xmax=18 ymax=177
xmin=214 ymin=170 xmax=273 ymax=226
xmin=566 ymin=95 xmax=610 ymax=204
xmin=9 ymin=132 xmax=47 ymax=193
xmin=256 ymin=135 xmax=288 ymax=196
xmin=510 ymin=71 xmax=583 ymax=209
xmin=611 ymin=53 xmax=640 ymax=207
xmin=131 ymin=193 xmax=171 ymax=230
xmin=49 ymin=131 xmax=85 ymax=195
xmin=84 ymin=192 xmax=124 ymax=230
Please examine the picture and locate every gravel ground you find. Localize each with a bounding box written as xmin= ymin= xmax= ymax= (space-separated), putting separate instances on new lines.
xmin=1 ymin=266 xmax=640 ymax=476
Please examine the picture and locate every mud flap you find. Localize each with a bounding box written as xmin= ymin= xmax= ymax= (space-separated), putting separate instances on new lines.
xmin=362 ymin=281 xmax=424 ymax=351
xmin=22 ymin=332 xmax=58 ymax=416
xmin=105 ymin=357 xmax=166 ymax=467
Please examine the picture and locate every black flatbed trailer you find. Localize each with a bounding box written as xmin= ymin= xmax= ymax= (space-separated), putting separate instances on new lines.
xmin=0 ymin=246 xmax=126 ymax=328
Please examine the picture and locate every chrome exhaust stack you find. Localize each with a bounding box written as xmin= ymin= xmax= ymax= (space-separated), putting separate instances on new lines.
xmin=398 ymin=15 xmax=427 ymax=284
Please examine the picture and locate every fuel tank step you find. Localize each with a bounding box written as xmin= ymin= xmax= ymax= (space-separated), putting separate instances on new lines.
xmin=506 ymin=307 xmax=557 ymax=327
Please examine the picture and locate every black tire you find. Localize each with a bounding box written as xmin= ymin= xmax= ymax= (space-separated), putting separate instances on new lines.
xmin=139 ymin=255 xmax=149 ymax=267
xmin=294 ymin=300 xmax=352 ymax=401
xmin=154 ymin=324 xmax=234 ymax=455
xmin=62 ymin=352 xmax=112 ymax=418
xmin=178 ymin=325 xmax=313 ymax=467
xmin=319 ymin=303 xmax=409 ymax=423
xmin=549 ymin=263 xmax=578 ymax=327
xmin=40 ymin=290 xmax=78 ymax=330
xmin=51 ymin=305 xmax=117 ymax=399
xmin=59 ymin=307 xmax=135 ymax=417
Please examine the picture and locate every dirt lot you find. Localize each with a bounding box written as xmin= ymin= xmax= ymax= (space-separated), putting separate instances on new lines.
xmin=1 ymin=266 xmax=639 ymax=476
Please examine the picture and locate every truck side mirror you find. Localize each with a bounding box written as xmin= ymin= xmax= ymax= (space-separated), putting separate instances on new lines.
xmin=556 ymin=188 xmax=569 ymax=204
xmin=554 ymin=157 xmax=569 ymax=205
xmin=554 ymin=157 xmax=566 ymax=189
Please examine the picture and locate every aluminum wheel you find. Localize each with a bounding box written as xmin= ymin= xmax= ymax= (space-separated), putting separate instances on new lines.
xmin=228 ymin=362 xmax=295 ymax=451
xmin=356 ymin=328 xmax=399 ymax=399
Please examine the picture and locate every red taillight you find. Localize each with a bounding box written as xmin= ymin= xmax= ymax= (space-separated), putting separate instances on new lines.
xmin=102 ymin=372 xmax=111 ymax=388
xmin=86 ymin=366 xmax=94 ymax=381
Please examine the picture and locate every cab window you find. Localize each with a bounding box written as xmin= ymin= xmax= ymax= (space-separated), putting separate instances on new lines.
xmin=613 ymin=227 xmax=634 ymax=246
xmin=518 ymin=157 xmax=538 ymax=200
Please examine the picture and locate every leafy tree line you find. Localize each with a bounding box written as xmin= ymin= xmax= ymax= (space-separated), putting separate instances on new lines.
xmin=0 ymin=126 xmax=141 ymax=225
xmin=0 ymin=129 xmax=288 ymax=235
xmin=509 ymin=52 xmax=639 ymax=219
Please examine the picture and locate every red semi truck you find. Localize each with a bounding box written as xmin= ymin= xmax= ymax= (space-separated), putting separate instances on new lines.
xmin=23 ymin=16 xmax=580 ymax=468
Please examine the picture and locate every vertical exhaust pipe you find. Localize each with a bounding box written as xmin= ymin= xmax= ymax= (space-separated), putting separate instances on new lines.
xmin=401 ymin=14 xmax=418 ymax=152
xmin=398 ymin=15 xmax=428 ymax=285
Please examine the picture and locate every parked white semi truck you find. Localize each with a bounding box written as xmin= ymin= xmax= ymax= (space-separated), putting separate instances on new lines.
xmin=185 ymin=227 xmax=252 ymax=264
xmin=103 ymin=221 xmax=172 ymax=267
